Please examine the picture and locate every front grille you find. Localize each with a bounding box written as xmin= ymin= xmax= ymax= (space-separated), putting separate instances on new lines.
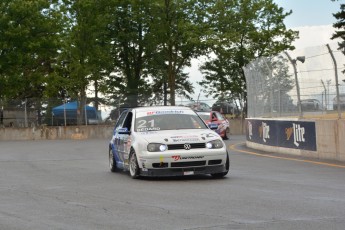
xmin=152 ymin=163 xmax=168 ymax=168
xmin=168 ymin=143 xmax=205 ymax=150
xmin=171 ymin=161 xmax=206 ymax=167
xmin=208 ymin=159 xmax=222 ymax=165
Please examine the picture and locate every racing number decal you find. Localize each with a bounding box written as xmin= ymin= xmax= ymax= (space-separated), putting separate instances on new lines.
xmin=137 ymin=119 xmax=160 ymax=131
xmin=137 ymin=119 xmax=155 ymax=129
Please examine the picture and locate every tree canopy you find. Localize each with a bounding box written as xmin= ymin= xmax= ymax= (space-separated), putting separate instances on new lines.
xmin=332 ymin=3 xmax=345 ymax=59
xmin=0 ymin=0 xmax=299 ymax=123
xmin=199 ymin=0 xmax=298 ymax=112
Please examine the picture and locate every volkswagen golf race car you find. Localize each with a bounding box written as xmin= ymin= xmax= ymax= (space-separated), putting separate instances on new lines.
xmin=108 ymin=106 xmax=230 ymax=179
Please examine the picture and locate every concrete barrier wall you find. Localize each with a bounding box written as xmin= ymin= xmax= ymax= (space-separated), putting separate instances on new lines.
xmin=229 ymin=118 xmax=246 ymax=135
xmin=0 ymin=125 xmax=114 ymax=141
xmin=246 ymin=119 xmax=345 ymax=162
xmin=0 ymin=119 xmax=247 ymax=141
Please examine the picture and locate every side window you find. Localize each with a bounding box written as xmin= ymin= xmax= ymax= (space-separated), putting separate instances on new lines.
xmin=122 ymin=112 xmax=133 ymax=131
xmin=114 ymin=111 xmax=128 ymax=130
xmin=216 ymin=112 xmax=224 ymax=121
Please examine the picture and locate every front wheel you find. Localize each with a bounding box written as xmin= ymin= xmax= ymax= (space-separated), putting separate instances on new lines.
xmin=129 ymin=151 xmax=140 ymax=179
xmin=109 ymin=147 xmax=118 ymax=172
xmin=211 ymin=153 xmax=229 ymax=178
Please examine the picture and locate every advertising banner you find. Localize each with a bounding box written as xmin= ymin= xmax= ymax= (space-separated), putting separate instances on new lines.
xmin=246 ymin=119 xmax=316 ymax=151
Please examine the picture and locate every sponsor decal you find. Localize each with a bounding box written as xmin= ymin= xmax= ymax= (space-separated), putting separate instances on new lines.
xmin=171 ymin=155 xmax=204 ymax=161
xmin=172 ymin=138 xmax=199 ymax=142
xmin=201 ymin=133 xmax=216 ymax=138
xmin=137 ymin=127 xmax=161 ymax=132
xmin=147 ymin=110 xmax=184 ymax=115
xmin=285 ymin=127 xmax=293 ymax=140
xmin=259 ymin=122 xmax=270 ymax=143
xmin=139 ymin=131 xmax=158 ymax=135
xmin=285 ymin=123 xmax=305 ymax=147
xmin=171 ymin=135 xmax=199 ymax=142
xmin=170 ymin=135 xmax=198 ymax=138
xmin=248 ymin=121 xmax=253 ymax=140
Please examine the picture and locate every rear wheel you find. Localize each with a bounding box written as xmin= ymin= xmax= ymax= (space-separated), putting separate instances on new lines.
xmin=129 ymin=150 xmax=140 ymax=179
xmin=211 ymin=153 xmax=229 ymax=178
xmin=109 ymin=147 xmax=118 ymax=172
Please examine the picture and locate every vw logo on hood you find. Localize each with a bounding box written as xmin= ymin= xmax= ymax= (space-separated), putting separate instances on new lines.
xmin=184 ymin=143 xmax=191 ymax=150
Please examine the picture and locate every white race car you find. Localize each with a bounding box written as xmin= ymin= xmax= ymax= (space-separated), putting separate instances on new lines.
xmin=109 ymin=106 xmax=230 ymax=179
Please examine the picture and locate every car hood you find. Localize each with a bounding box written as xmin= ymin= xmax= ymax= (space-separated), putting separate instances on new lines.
xmin=137 ymin=129 xmax=220 ymax=144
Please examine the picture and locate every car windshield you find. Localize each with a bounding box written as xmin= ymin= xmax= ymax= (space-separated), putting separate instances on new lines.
xmin=215 ymin=112 xmax=225 ymax=120
xmin=135 ymin=110 xmax=208 ymax=131
xmin=198 ymin=114 xmax=210 ymax=121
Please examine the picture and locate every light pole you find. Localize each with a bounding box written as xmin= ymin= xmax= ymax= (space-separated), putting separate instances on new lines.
xmin=285 ymin=52 xmax=305 ymax=118
xmin=326 ymin=44 xmax=341 ymax=118
xmin=321 ymin=80 xmax=326 ymax=112
xmin=326 ymin=79 xmax=331 ymax=111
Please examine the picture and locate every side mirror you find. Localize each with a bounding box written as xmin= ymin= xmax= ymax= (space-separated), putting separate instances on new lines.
xmin=118 ymin=127 xmax=131 ymax=135
xmin=208 ymin=123 xmax=218 ymax=130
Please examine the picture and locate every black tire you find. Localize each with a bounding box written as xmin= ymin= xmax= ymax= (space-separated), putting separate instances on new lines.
xmin=129 ymin=150 xmax=140 ymax=179
xmin=211 ymin=153 xmax=230 ymax=178
xmin=109 ymin=147 xmax=118 ymax=172
xmin=223 ymin=128 xmax=230 ymax=140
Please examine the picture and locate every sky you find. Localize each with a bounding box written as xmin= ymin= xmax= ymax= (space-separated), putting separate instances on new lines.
xmin=189 ymin=0 xmax=345 ymax=102
xmin=274 ymin=0 xmax=341 ymax=28
xmin=273 ymin=0 xmax=344 ymax=49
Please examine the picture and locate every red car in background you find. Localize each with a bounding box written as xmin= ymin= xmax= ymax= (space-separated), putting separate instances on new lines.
xmin=197 ymin=111 xmax=230 ymax=140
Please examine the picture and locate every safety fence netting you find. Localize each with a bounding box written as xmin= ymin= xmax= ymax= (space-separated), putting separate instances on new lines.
xmin=243 ymin=43 xmax=345 ymax=119
xmin=0 ymin=97 xmax=242 ymax=128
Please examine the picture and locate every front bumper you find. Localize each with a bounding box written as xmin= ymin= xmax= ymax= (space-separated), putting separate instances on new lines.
xmin=139 ymin=164 xmax=228 ymax=177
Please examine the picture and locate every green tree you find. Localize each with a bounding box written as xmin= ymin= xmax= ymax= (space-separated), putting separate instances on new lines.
xmin=151 ymin=0 xmax=209 ymax=105
xmin=104 ymin=0 xmax=203 ymax=107
xmin=199 ymin=0 xmax=298 ymax=113
xmin=56 ymin=0 xmax=112 ymax=124
xmin=0 ymin=0 xmax=65 ymax=124
xmin=104 ymin=0 xmax=156 ymax=108
xmin=331 ymin=3 xmax=345 ymax=65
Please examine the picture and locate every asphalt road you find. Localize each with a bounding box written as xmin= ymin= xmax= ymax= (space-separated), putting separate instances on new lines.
xmin=1 ymin=136 xmax=345 ymax=230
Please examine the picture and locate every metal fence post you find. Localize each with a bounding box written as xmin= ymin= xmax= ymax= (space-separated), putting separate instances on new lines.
xmin=326 ymin=44 xmax=341 ymax=119
xmin=285 ymin=52 xmax=303 ymax=118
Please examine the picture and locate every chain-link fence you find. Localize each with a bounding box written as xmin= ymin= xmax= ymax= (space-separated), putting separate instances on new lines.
xmin=243 ymin=43 xmax=345 ymax=119
xmin=0 ymin=98 xmax=108 ymax=128
xmin=0 ymin=96 xmax=243 ymax=128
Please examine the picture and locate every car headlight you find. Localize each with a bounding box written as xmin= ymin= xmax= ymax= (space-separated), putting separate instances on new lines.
xmin=206 ymin=139 xmax=223 ymax=149
xmin=147 ymin=143 xmax=167 ymax=152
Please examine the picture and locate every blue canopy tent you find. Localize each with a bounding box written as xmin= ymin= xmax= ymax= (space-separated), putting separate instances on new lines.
xmin=52 ymin=101 xmax=98 ymax=125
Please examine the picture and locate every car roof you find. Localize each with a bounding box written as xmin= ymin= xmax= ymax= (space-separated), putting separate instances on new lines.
xmin=196 ymin=111 xmax=211 ymax=115
xmin=196 ymin=111 xmax=220 ymax=115
xmin=131 ymin=106 xmax=194 ymax=112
